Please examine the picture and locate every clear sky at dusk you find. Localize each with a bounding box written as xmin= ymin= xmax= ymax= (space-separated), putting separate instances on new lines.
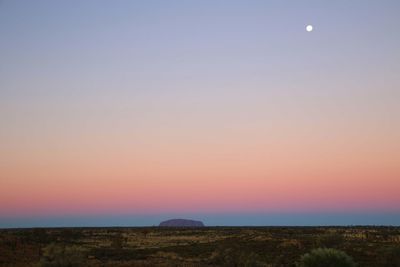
xmin=1 ymin=0 xmax=400 ymax=227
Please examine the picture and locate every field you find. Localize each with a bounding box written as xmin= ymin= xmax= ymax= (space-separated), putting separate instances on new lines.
xmin=1 ymin=226 xmax=400 ymax=266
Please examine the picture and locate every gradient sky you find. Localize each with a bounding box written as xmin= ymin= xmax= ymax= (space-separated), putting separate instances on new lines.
xmin=1 ymin=0 xmax=400 ymax=227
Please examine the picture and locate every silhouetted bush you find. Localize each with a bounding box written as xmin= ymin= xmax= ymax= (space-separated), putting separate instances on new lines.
xmin=110 ymin=233 xmax=127 ymax=249
xmin=58 ymin=229 xmax=84 ymax=243
xmin=378 ymin=246 xmax=400 ymax=267
xmin=211 ymin=246 xmax=262 ymax=267
xmin=315 ymin=233 xmax=345 ymax=248
xmin=297 ymin=248 xmax=356 ymax=267
xmin=39 ymin=243 xmax=87 ymax=267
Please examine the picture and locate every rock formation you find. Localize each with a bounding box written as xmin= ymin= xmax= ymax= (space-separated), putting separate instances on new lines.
xmin=159 ymin=219 xmax=204 ymax=227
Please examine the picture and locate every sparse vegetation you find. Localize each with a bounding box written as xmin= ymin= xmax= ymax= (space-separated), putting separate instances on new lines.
xmin=1 ymin=227 xmax=400 ymax=266
xmin=39 ymin=243 xmax=87 ymax=267
xmin=378 ymin=246 xmax=400 ymax=267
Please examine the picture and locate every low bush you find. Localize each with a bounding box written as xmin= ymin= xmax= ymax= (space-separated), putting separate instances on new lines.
xmin=39 ymin=243 xmax=87 ymax=267
xmin=297 ymin=248 xmax=356 ymax=267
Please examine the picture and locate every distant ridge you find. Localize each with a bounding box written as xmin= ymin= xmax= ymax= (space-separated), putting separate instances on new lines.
xmin=159 ymin=219 xmax=204 ymax=227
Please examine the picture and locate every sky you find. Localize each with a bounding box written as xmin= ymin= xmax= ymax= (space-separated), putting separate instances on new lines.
xmin=1 ymin=0 xmax=400 ymax=228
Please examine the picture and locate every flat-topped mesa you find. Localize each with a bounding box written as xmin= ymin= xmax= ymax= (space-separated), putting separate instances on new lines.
xmin=159 ymin=219 xmax=204 ymax=227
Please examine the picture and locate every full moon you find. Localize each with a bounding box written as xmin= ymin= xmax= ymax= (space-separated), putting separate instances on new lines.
xmin=306 ymin=25 xmax=313 ymax=32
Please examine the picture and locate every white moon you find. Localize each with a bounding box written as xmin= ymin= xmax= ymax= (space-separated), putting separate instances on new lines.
xmin=306 ymin=25 xmax=313 ymax=32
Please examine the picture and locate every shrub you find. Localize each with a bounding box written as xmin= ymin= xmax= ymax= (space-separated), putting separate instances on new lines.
xmin=39 ymin=243 xmax=87 ymax=267
xmin=297 ymin=248 xmax=356 ymax=267
xmin=378 ymin=246 xmax=400 ymax=267
xmin=315 ymin=233 xmax=344 ymax=248
xmin=110 ymin=233 xmax=126 ymax=249
xmin=211 ymin=247 xmax=262 ymax=267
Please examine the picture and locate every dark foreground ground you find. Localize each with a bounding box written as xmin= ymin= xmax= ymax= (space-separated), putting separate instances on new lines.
xmin=1 ymin=226 xmax=400 ymax=266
